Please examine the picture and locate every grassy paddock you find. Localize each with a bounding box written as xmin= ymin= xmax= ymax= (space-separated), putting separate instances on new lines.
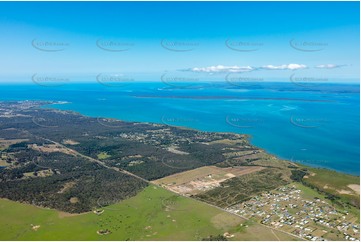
xmin=0 ymin=185 xmax=297 ymax=241
xmin=301 ymin=167 xmax=360 ymax=208
xmin=294 ymin=167 xmax=360 ymax=222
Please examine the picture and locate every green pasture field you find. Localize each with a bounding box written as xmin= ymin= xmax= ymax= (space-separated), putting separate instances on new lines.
xmin=0 ymin=185 xmax=297 ymax=241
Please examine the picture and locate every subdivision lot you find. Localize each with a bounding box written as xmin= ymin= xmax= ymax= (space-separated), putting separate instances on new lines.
xmin=228 ymin=183 xmax=360 ymax=241
xmin=153 ymin=165 xmax=264 ymax=195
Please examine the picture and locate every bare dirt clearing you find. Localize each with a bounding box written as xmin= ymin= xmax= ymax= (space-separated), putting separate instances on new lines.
xmin=58 ymin=181 xmax=77 ymax=194
xmin=154 ymin=165 xmax=264 ymax=195
xmin=62 ymin=139 xmax=80 ymax=145
xmin=348 ymin=184 xmax=360 ymax=194
xmin=0 ymin=139 xmax=28 ymax=150
xmin=29 ymin=144 xmax=76 ymax=156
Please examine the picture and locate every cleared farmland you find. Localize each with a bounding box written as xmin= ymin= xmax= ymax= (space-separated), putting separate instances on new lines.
xmin=153 ymin=165 xmax=264 ymax=195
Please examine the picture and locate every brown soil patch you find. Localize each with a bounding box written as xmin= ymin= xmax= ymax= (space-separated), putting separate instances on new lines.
xmin=62 ymin=139 xmax=80 ymax=145
xmin=0 ymin=159 xmax=10 ymax=166
xmin=154 ymin=165 xmax=264 ymax=196
xmin=337 ymin=189 xmax=352 ymax=195
xmin=69 ymin=197 xmax=79 ymax=204
xmin=29 ymin=144 xmax=76 ymax=156
xmin=347 ymin=184 xmax=360 ymax=194
xmin=0 ymin=139 xmax=28 ymax=149
xmin=58 ymin=181 xmax=76 ymax=194
xmin=167 ymin=146 xmax=189 ymax=155
xmin=23 ymin=169 xmax=54 ymax=178
xmin=58 ymin=211 xmax=90 ymax=218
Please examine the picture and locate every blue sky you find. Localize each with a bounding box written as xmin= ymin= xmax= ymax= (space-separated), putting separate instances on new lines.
xmin=0 ymin=1 xmax=359 ymax=83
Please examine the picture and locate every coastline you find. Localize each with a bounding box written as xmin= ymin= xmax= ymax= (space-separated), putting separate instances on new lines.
xmin=0 ymin=99 xmax=359 ymax=241
xmin=43 ymin=100 xmax=360 ymax=177
xmin=43 ymin=100 xmax=361 ymax=210
xmin=2 ymin=99 xmax=358 ymax=178
xmin=0 ymin=80 xmax=358 ymax=175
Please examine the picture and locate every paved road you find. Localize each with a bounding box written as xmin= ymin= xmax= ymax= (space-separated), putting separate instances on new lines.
xmin=36 ymin=134 xmax=304 ymax=241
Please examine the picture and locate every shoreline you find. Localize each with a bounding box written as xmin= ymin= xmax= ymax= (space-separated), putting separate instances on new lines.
xmin=44 ymin=101 xmax=360 ymax=178
xmin=1 ymin=99 xmax=359 ymax=177
xmin=0 ymin=100 xmax=358 ymax=234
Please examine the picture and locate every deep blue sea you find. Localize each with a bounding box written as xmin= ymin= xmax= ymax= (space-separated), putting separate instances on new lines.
xmin=0 ymin=82 xmax=359 ymax=175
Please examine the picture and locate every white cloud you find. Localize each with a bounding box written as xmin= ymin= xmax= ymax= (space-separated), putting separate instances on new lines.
xmin=186 ymin=64 xmax=308 ymax=73
xmin=315 ymin=64 xmax=346 ymax=69
xmin=260 ymin=64 xmax=307 ymax=70
xmin=189 ymin=65 xmax=254 ymax=73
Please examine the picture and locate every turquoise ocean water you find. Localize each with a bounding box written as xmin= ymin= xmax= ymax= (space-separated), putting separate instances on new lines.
xmin=0 ymin=82 xmax=359 ymax=175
